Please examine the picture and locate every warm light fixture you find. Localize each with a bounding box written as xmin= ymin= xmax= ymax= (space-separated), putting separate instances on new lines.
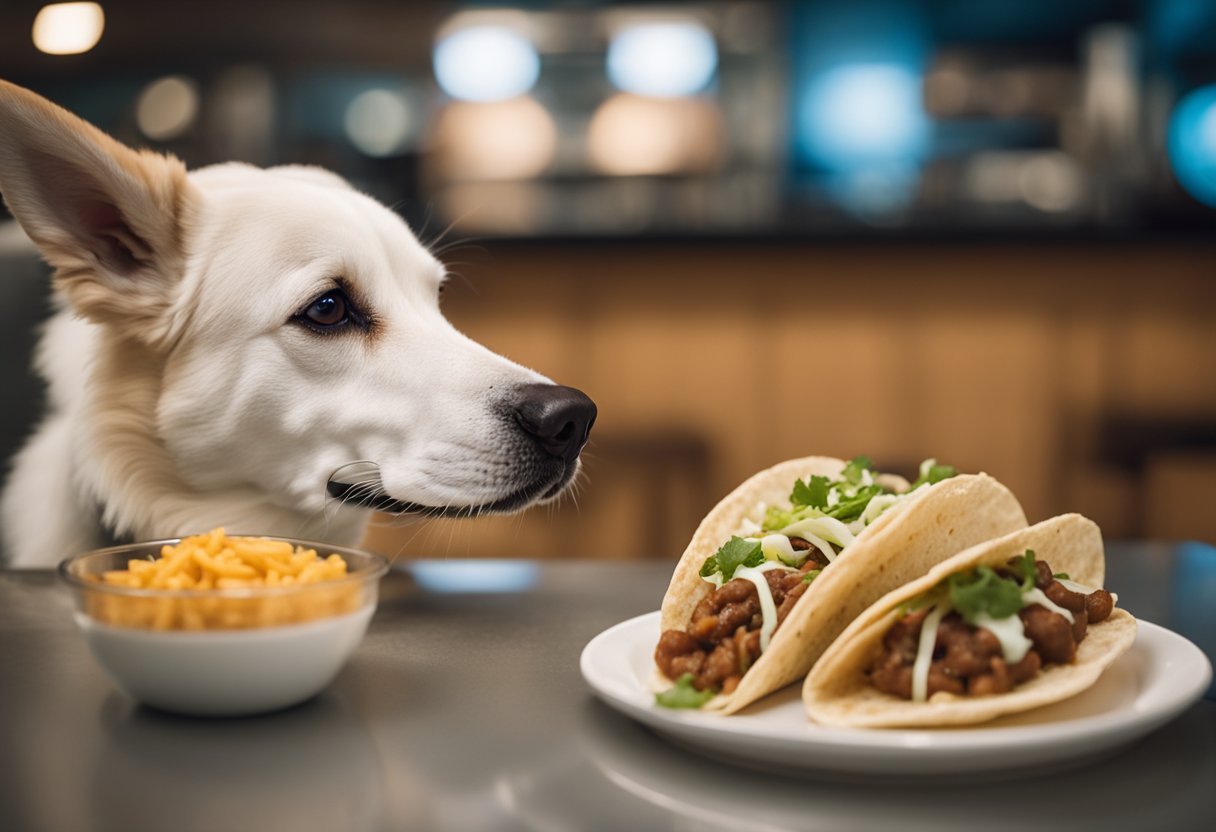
xmin=586 ymin=94 xmax=723 ymax=176
xmin=32 ymin=2 xmax=105 ymax=56
xmin=136 ymin=76 xmax=199 ymax=141
xmin=430 ymin=98 xmax=557 ymax=181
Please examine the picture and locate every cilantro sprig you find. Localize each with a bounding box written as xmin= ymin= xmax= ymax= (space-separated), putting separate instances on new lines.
xmin=717 ymin=456 xmax=961 ymax=579
xmin=908 ymin=460 xmax=958 ymax=490
xmin=819 ymin=485 xmax=888 ymax=523
xmin=781 ymin=457 xmax=891 ymax=526
xmin=948 ymin=568 xmax=1022 ymax=621
xmin=841 ymin=456 xmax=875 ymax=485
xmin=1012 ymin=549 xmax=1037 ymax=590
xmin=655 ymin=673 xmax=716 ymax=709
xmin=699 ymin=536 xmax=764 ymax=582
xmin=946 ymin=549 xmax=1037 ymax=622
xmin=791 ymin=475 xmax=830 ymax=509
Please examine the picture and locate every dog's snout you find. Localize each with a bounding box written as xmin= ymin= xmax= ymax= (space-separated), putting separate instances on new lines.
xmin=512 ymin=384 xmax=596 ymax=463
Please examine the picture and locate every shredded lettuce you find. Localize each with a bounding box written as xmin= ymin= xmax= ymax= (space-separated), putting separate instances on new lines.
xmin=820 ymin=485 xmax=888 ymax=523
xmin=766 ymin=458 xmax=894 ymax=531
xmin=802 ymin=569 xmax=822 ymax=584
xmin=908 ymin=458 xmax=958 ymax=490
xmin=860 ymin=493 xmax=901 ymax=525
xmin=655 ymin=674 xmax=716 ymax=709
xmin=710 ymin=456 xmax=959 ymax=585
xmin=762 ymin=503 xmax=815 ymax=531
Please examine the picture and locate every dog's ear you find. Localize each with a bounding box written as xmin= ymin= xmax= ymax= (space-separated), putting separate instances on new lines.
xmin=0 ymin=80 xmax=196 ymax=342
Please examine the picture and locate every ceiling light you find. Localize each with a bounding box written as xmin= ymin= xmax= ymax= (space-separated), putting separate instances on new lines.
xmin=606 ymin=22 xmax=717 ymax=98
xmin=433 ymin=25 xmax=540 ymax=103
xmin=32 ymin=2 xmax=105 ymax=56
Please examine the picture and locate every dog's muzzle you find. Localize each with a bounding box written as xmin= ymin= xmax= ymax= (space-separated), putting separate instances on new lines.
xmin=326 ymin=383 xmax=596 ymax=516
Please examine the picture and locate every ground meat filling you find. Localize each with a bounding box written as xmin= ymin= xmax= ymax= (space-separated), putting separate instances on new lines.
xmin=654 ymin=539 xmax=829 ymax=694
xmin=870 ymin=557 xmax=1114 ymax=700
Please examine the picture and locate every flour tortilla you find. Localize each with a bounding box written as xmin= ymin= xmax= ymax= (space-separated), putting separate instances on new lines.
xmin=658 ymin=457 xmax=1028 ymax=714
xmin=802 ymin=513 xmax=1138 ymax=728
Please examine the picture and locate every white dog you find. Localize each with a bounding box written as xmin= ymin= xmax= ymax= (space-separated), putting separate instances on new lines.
xmin=0 ymin=80 xmax=595 ymax=567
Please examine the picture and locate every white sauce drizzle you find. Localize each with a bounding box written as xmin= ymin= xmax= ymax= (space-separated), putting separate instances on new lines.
xmin=757 ymin=534 xmax=802 ymax=566
xmin=1057 ymin=577 xmax=1096 ymax=595
xmin=1022 ymin=587 xmax=1075 ymax=623
xmin=906 ymin=573 xmax=1095 ymax=703
xmin=1056 ymin=580 xmax=1116 ymax=607
xmin=733 ymin=561 xmax=795 ymax=653
xmin=970 ymin=611 xmax=1033 ymax=663
xmin=778 ymin=516 xmax=854 ymax=562
xmin=912 ymin=604 xmax=947 ymax=703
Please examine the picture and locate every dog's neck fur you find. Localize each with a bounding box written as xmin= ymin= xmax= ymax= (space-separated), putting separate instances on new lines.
xmin=85 ymin=330 xmax=369 ymax=548
xmin=3 ymin=314 xmax=370 ymax=565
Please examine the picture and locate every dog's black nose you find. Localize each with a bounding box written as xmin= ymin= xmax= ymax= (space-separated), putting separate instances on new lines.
xmin=512 ymin=384 xmax=596 ymax=463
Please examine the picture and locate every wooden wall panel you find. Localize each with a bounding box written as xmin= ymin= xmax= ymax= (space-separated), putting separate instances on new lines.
xmin=903 ymin=314 xmax=1060 ymax=521
xmin=759 ymin=312 xmax=917 ymax=469
xmin=1109 ymin=315 xmax=1216 ymax=415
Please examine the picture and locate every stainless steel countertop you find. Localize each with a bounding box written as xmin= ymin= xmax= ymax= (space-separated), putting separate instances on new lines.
xmin=1 ymin=542 xmax=1213 ymax=832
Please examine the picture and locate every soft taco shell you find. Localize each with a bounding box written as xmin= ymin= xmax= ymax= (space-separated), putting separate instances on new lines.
xmin=658 ymin=456 xmax=1028 ymax=714
xmin=802 ymin=513 xmax=1138 ymax=728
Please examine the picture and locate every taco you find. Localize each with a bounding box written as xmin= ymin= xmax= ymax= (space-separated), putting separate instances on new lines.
xmin=653 ymin=456 xmax=1027 ymax=714
xmin=802 ymin=513 xmax=1137 ymax=728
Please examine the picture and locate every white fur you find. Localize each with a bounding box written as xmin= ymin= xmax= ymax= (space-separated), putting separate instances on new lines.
xmin=0 ymin=83 xmax=577 ymax=567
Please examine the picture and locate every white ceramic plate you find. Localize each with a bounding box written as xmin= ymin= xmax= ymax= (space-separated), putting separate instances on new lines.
xmin=580 ymin=611 xmax=1212 ymax=779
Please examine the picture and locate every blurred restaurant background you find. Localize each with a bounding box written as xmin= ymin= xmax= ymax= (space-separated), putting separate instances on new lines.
xmin=1 ymin=0 xmax=1214 ymax=559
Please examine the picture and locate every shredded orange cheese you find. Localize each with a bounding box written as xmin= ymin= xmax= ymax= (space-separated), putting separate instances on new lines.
xmin=87 ymin=529 xmax=362 ymax=630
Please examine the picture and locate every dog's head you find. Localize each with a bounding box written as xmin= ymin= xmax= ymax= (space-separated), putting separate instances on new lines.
xmin=0 ymin=80 xmax=594 ymax=525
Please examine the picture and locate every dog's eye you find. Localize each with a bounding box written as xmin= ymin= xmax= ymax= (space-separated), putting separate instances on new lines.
xmin=301 ymin=290 xmax=349 ymax=328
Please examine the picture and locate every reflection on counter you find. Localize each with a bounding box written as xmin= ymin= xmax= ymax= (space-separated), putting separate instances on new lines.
xmin=90 ymin=694 xmax=391 ymax=832
xmin=575 ymin=698 xmax=1216 ymax=832
xmin=409 ymin=561 xmax=541 ymax=594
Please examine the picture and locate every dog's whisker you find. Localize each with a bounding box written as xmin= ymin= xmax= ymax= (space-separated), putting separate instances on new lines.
xmin=422 ymin=206 xmax=479 ymax=258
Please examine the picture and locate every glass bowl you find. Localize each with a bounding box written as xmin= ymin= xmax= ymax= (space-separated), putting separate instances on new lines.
xmin=59 ymin=537 xmax=388 ymax=716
